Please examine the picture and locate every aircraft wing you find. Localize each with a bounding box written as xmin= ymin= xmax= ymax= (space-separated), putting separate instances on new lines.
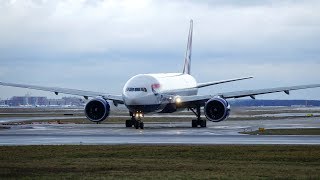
xmin=0 ymin=81 xmax=124 ymax=104
xmin=196 ymin=76 xmax=253 ymax=88
xmin=216 ymin=84 xmax=320 ymax=99
xmin=178 ymin=84 xmax=320 ymax=106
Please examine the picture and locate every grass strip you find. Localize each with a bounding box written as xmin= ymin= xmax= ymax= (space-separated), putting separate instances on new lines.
xmin=0 ymin=145 xmax=320 ymax=179
xmin=243 ymin=128 xmax=320 ymax=135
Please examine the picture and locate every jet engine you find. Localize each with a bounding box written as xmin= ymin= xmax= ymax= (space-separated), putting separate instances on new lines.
xmin=84 ymin=98 xmax=110 ymax=123
xmin=204 ymin=97 xmax=230 ymax=122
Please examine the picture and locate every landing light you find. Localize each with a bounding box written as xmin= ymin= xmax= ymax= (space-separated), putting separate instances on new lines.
xmin=135 ymin=112 xmax=144 ymax=118
xmin=175 ymin=97 xmax=182 ymax=104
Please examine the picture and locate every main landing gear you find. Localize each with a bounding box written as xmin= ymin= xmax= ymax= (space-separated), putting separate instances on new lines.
xmin=125 ymin=112 xmax=144 ymax=129
xmin=190 ymin=106 xmax=206 ymax=128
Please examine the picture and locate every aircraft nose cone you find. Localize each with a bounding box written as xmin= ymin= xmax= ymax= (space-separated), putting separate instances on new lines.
xmin=123 ymin=93 xmax=139 ymax=105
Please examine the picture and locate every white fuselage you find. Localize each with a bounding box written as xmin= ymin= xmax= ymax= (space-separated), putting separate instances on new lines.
xmin=122 ymin=73 xmax=197 ymax=113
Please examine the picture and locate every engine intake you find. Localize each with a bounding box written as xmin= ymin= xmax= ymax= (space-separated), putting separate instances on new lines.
xmin=204 ymin=97 xmax=230 ymax=122
xmin=85 ymin=98 xmax=110 ymax=122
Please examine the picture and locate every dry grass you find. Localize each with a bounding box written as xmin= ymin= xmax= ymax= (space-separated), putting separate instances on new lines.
xmin=243 ymin=128 xmax=320 ymax=135
xmin=0 ymin=145 xmax=320 ymax=179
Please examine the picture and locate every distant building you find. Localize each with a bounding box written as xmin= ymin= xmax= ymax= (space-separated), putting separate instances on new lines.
xmin=7 ymin=96 xmax=48 ymax=106
xmin=47 ymin=97 xmax=83 ymax=106
xmin=1 ymin=95 xmax=86 ymax=107
xmin=62 ymin=97 xmax=84 ymax=106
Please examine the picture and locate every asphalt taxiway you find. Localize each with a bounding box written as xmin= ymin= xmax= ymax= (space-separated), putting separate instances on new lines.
xmin=1 ymin=117 xmax=320 ymax=145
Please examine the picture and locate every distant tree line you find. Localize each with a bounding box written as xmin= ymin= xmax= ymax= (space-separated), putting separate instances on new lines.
xmin=229 ymin=99 xmax=320 ymax=107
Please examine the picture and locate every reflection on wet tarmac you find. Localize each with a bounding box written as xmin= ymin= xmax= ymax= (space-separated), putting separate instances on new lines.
xmin=0 ymin=116 xmax=84 ymax=123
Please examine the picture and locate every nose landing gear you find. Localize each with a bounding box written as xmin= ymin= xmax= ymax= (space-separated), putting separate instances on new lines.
xmin=125 ymin=111 xmax=144 ymax=129
xmin=134 ymin=120 xmax=144 ymax=129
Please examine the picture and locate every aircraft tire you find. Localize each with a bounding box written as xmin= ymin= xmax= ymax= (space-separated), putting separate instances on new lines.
xmin=192 ymin=120 xmax=198 ymax=128
xmin=134 ymin=121 xmax=139 ymax=129
xmin=125 ymin=120 xmax=132 ymax=127
xmin=200 ymin=120 xmax=206 ymax=128
xmin=139 ymin=122 xmax=144 ymax=129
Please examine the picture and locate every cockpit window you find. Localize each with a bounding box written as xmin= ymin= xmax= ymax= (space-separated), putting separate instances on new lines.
xmin=126 ymin=87 xmax=147 ymax=92
xmin=126 ymin=88 xmax=134 ymax=91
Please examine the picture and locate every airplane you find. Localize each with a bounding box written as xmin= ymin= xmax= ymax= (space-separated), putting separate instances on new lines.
xmin=1 ymin=20 xmax=320 ymax=129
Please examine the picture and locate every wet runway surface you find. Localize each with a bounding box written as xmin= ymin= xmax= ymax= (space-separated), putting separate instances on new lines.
xmin=1 ymin=117 xmax=320 ymax=145
xmin=0 ymin=116 xmax=83 ymax=123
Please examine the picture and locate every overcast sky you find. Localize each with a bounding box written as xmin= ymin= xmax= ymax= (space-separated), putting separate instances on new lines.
xmin=0 ymin=0 xmax=319 ymax=100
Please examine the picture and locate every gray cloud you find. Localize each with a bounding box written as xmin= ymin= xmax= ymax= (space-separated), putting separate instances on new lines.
xmin=1 ymin=0 xmax=319 ymax=54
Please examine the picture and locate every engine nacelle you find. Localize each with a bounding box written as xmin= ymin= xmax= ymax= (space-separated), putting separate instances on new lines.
xmin=84 ymin=98 xmax=110 ymax=123
xmin=204 ymin=97 xmax=230 ymax=122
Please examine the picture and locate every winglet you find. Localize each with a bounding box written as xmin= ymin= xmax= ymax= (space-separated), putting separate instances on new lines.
xmin=183 ymin=19 xmax=193 ymax=75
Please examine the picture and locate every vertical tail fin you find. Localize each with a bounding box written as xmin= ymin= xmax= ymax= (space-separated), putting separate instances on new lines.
xmin=183 ymin=19 xmax=193 ymax=75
